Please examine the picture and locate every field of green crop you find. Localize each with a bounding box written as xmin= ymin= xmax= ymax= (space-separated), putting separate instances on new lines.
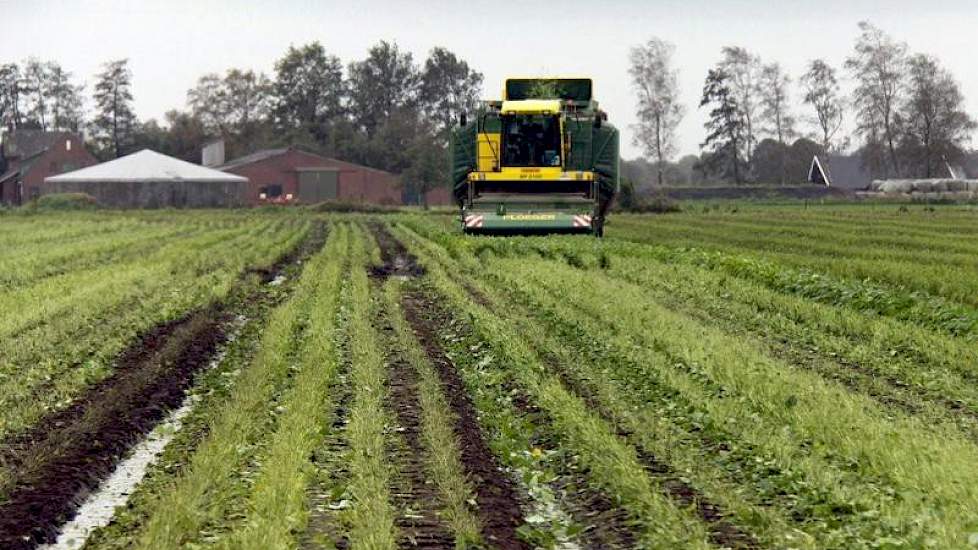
xmin=2 ymin=203 xmax=978 ymax=549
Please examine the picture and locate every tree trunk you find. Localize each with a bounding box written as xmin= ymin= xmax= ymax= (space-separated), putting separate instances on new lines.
xmin=113 ymin=86 xmax=120 ymax=159
xmin=655 ymin=115 xmax=663 ymax=186
xmin=731 ymin=138 xmax=742 ymax=184
xmin=883 ymin=105 xmax=899 ymax=178
xmin=887 ymin=134 xmax=899 ymax=178
xmin=744 ymin=114 xmax=753 ymax=181
xmin=777 ymin=112 xmax=786 ymax=185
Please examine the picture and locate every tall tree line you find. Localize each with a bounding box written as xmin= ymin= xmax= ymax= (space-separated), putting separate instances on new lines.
xmin=176 ymin=41 xmax=482 ymax=201
xmin=633 ymin=21 xmax=975 ymax=186
xmin=0 ymin=58 xmax=85 ymax=133
xmin=3 ymin=42 xmax=482 ymax=201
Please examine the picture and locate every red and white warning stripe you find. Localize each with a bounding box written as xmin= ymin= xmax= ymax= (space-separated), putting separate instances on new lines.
xmin=464 ymin=214 xmax=484 ymax=228
xmin=572 ymin=214 xmax=592 ymax=228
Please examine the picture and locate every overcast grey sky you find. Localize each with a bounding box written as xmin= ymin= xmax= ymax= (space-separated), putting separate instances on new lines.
xmin=3 ymin=0 xmax=976 ymax=159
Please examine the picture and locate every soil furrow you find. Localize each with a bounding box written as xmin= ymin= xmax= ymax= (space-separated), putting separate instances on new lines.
xmin=303 ymin=268 xmax=353 ymax=550
xmin=442 ymin=260 xmax=760 ymax=549
xmin=538 ymin=350 xmax=760 ymax=550
xmin=369 ymin=221 xmax=426 ymax=280
xmin=400 ymin=292 xmax=530 ymax=550
xmin=504 ymin=378 xmax=640 ymax=549
xmin=383 ymin=324 xmax=457 ymax=548
xmin=369 ymin=221 xmax=527 ymax=549
xmin=0 ymin=223 xmax=326 ymax=549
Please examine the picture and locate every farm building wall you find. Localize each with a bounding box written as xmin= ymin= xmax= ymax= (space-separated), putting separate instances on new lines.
xmin=21 ymin=137 xmax=99 ymax=196
xmin=424 ymin=186 xmax=454 ymax=206
xmin=0 ymin=132 xmax=97 ymax=204
xmin=221 ymin=149 xmax=402 ymax=206
xmin=41 ymin=180 xmax=247 ymax=208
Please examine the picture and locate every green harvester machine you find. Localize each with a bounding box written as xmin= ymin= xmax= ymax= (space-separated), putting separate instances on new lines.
xmin=450 ymin=77 xmax=619 ymax=236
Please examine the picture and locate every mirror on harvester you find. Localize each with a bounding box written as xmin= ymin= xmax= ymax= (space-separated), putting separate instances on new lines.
xmin=459 ymin=113 xmax=467 ymax=127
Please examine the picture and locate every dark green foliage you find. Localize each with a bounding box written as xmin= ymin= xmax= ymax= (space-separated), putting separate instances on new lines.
xmin=31 ymin=192 xmax=99 ymax=210
xmin=623 ymin=193 xmax=681 ymax=214
xmin=304 ymin=200 xmax=400 ymax=213
xmin=271 ymin=42 xmax=345 ymax=144
xmin=419 ymin=47 xmax=483 ymax=138
xmin=347 ymin=41 xmax=419 ymax=139
xmin=132 ymin=110 xmax=212 ymax=163
xmin=700 ymin=68 xmax=745 ymax=184
xmin=90 ymin=59 xmax=137 ymax=160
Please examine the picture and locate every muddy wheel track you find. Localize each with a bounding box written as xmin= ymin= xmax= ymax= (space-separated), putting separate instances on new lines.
xmin=504 ymin=379 xmax=640 ymax=549
xmin=535 ymin=344 xmax=760 ymax=549
xmin=381 ymin=318 xmax=457 ymax=548
xmin=302 ymin=366 xmax=353 ymax=550
xmin=437 ymin=253 xmax=761 ymax=549
xmin=400 ymin=292 xmax=530 ymax=550
xmin=366 ymin=221 xmax=528 ymax=549
xmin=0 ymin=223 xmax=326 ymax=549
xmin=372 ymin=222 xmax=759 ymax=548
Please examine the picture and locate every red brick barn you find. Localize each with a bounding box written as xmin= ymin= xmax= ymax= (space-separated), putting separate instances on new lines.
xmin=424 ymin=186 xmax=455 ymax=206
xmin=0 ymin=130 xmax=98 ymax=205
xmin=217 ymin=147 xmax=402 ymax=206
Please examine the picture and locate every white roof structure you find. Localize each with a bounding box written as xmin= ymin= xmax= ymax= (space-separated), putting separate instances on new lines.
xmin=45 ymin=149 xmax=248 ymax=183
xmin=808 ymin=155 xmax=831 ymax=186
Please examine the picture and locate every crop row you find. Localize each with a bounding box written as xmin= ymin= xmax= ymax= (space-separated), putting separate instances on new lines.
xmin=0 ymin=214 xmax=309 ymax=444
xmin=85 ymin=222 xmax=501 ymax=548
xmin=610 ymin=207 xmax=978 ymax=306
xmin=396 ymin=214 xmax=978 ymax=548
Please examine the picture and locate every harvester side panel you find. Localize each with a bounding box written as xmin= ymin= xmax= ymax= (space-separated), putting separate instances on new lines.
xmin=451 ymin=122 xmax=477 ymax=206
xmin=591 ymin=124 xmax=620 ymax=219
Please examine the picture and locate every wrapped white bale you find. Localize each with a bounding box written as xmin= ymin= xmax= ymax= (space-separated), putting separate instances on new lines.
xmin=946 ymin=180 xmax=967 ymax=192
xmin=877 ymin=180 xmax=914 ymax=193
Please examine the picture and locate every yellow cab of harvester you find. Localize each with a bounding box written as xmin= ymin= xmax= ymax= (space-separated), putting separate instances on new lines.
xmin=472 ymin=79 xmax=594 ymax=185
xmin=454 ymin=76 xmax=618 ymax=235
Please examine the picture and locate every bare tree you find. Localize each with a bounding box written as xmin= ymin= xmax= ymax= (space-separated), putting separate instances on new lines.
xmin=800 ymin=59 xmax=845 ymax=154
xmin=629 ymin=38 xmax=685 ymax=185
xmin=758 ymin=62 xmax=795 ymax=184
xmin=187 ymin=73 xmax=227 ymax=135
xmin=899 ymin=54 xmax=975 ymax=178
xmin=720 ymin=46 xmax=762 ymax=178
xmin=846 ymin=21 xmax=907 ymax=177
xmin=223 ymin=69 xmax=272 ymax=130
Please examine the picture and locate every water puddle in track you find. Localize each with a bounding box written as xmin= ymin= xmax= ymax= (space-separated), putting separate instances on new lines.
xmin=40 ymin=396 xmax=197 ymax=550
xmin=40 ymin=317 xmax=245 ymax=550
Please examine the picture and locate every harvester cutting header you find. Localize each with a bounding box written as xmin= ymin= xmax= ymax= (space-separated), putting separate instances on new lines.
xmin=451 ymin=78 xmax=619 ymax=236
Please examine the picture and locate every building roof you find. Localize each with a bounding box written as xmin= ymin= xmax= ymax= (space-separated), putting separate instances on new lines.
xmin=46 ymin=149 xmax=248 ymax=183
xmin=1 ymin=129 xmax=80 ymax=183
xmin=4 ymin=129 xmax=72 ymax=159
xmin=218 ymin=146 xmax=395 ymax=176
xmin=808 ymin=156 xmax=830 ymax=186
xmin=218 ymin=148 xmax=292 ymax=170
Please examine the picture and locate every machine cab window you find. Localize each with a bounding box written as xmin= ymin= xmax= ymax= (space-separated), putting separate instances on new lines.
xmin=501 ymin=115 xmax=561 ymax=168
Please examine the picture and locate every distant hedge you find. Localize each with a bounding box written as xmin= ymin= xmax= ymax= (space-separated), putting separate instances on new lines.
xmin=32 ymin=193 xmax=100 ymax=210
